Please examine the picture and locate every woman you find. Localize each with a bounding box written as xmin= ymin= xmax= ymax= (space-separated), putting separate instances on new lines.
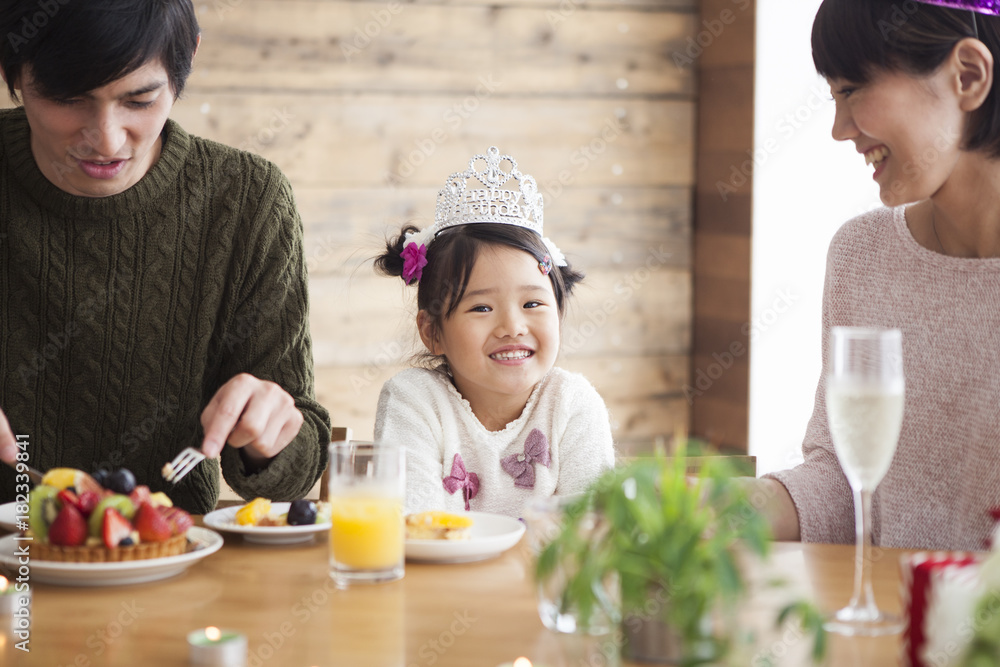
xmin=758 ymin=0 xmax=1000 ymax=550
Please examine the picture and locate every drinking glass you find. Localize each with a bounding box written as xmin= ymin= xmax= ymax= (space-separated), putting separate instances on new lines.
xmin=327 ymin=441 xmax=405 ymax=588
xmin=524 ymin=495 xmax=618 ymax=635
xmin=824 ymin=327 xmax=905 ymax=636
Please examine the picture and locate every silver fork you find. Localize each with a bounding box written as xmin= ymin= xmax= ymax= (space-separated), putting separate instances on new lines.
xmin=162 ymin=447 xmax=206 ymax=484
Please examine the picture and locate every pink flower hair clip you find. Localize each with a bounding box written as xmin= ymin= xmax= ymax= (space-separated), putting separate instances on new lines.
xmin=401 ymin=227 xmax=435 ymax=285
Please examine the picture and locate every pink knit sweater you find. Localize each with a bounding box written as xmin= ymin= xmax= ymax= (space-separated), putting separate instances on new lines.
xmin=766 ymin=206 xmax=1000 ymax=551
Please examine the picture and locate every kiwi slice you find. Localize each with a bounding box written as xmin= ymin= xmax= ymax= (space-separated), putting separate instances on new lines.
xmin=28 ymin=486 xmax=59 ymax=541
xmin=88 ymin=495 xmax=136 ymax=536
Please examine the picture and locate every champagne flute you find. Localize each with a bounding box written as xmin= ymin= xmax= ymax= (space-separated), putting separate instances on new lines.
xmin=823 ymin=327 xmax=905 ymax=636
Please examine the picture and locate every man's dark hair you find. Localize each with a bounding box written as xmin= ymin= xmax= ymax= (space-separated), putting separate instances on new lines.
xmin=0 ymin=0 xmax=200 ymax=101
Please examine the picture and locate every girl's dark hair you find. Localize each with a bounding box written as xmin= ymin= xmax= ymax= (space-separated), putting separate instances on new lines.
xmin=813 ymin=0 xmax=1000 ymax=156
xmin=374 ymin=223 xmax=584 ymax=344
xmin=0 ymin=0 xmax=200 ymax=101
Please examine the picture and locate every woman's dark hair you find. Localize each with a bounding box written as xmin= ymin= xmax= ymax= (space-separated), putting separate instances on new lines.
xmin=0 ymin=0 xmax=200 ymax=101
xmin=813 ymin=0 xmax=1000 ymax=156
xmin=374 ymin=223 xmax=584 ymax=344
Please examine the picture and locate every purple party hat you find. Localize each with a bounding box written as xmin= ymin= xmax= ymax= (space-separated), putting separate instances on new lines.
xmin=913 ymin=0 xmax=1000 ymax=15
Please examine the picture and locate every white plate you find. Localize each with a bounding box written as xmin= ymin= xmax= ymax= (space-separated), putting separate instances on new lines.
xmin=406 ymin=512 xmax=525 ymax=563
xmin=0 ymin=502 xmax=19 ymax=532
xmin=203 ymin=503 xmax=330 ymax=545
xmin=0 ymin=527 xmax=223 ymax=586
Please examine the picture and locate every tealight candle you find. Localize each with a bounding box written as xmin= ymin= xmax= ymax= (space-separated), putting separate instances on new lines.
xmin=0 ymin=576 xmax=30 ymax=615
xmin=187 ymin=626 xmax=247 ymax=667
xmin=497 ymin=658 xmax=547 ymax=667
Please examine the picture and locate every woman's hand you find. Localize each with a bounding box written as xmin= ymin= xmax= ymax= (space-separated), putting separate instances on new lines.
xmin=200 ymin=373 xmax=304 ymax=466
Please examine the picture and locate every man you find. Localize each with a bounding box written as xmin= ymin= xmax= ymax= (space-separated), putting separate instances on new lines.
xmin=0 ymin=0 xmax=331 ymax=512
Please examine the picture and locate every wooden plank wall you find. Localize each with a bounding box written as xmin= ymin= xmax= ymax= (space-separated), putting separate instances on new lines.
xmin=8 ymin=0 xmax=705 ymax=455
xmin=691 ymin=0 xmax=755 ymax=451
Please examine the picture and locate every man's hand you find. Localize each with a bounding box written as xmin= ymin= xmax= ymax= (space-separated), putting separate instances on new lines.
xmin=0 ymin=408 xmax=14 ymax=464
xmin=200 ymin=373 xmax=304 ymax=464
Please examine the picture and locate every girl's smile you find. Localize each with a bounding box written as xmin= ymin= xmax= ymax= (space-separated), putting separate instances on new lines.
xmin=489 ymin=345 xmax=534 ymax=363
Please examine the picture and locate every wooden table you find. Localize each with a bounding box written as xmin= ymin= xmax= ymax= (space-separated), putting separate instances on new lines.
xmin=0 ymin=524 xmax=916 ymax=667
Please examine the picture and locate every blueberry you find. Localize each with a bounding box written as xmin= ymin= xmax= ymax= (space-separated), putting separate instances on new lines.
xmin=107 ymin=468 xmax=136 ymax=495
xmin=287 ymin=499 xmax=317 ymax=525
xmin=92 ymin=469 xmax=110 ymax=487
xmin=120 ymin=536 xmax=135 ymax=546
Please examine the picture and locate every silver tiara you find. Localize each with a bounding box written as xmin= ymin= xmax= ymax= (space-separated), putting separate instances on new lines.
xmin=403 ymin=147 xmax=566 ymax=268
xmin=436 ymin=146 xmax=544 ymax=233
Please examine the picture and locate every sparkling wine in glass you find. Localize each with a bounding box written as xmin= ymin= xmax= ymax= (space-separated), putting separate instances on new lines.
xmin=823 ymin=327 xmax=905 ymax=637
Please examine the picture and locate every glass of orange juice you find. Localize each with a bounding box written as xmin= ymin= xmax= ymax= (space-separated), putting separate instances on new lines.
xmin=327 ymin=440 xmax=405 ymax=588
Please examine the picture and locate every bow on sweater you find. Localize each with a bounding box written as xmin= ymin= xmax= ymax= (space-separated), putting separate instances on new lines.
xmin=501 ymin=428 xmax=551 ymax=489
xmin=442 ymin=453 xmax=480 ymax=511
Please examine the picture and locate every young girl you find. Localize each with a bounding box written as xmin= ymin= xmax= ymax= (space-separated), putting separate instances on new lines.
xmin=373 ymin=147 xmax=615 ymax=517
xmin=756 ymin=0 xmax=1000 ymax=551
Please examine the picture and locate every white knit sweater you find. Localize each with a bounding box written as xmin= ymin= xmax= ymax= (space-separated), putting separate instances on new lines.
xmin=374 ymin=367 xmax=615 ymax=517
xmin=767 ymin=206 xmax=1000 ymax=550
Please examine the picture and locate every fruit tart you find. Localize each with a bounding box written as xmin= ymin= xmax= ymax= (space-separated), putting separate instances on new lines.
xmin=25 ymin=468 xmax=194 ymax=563
xmin=234 ymin=497 xmax=330 ymax=527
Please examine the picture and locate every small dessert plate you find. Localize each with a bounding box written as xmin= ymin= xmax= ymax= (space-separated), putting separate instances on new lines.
xmin=406 ymin=512 xmax=525 ymax=563
xmin=0 ymin=502 xmax=19 ymax=532
xmin=203 ymin=503 xmax=330 ymax=545
xmin=0 ymin=527 xmax=223 ymax=586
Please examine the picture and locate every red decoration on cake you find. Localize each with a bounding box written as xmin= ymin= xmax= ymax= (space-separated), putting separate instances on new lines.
xmin=901 ymin=552 xmax=981 ymax=667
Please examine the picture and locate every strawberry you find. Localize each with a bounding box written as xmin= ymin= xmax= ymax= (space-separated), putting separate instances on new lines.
xmin=77 ymin=491 xmax=100 ymax=517
xmin=56 ymin=489 xmax=101 ymax=518
xmin=160 ymin=506 xmax=194 ymax=536
xmin=133 ymin=502 xmax=172 ymax=542
xmin=48 ymin=503 xmax=87 ymax=547
xmin=102 ymin=508 xmax=132 ymax=548
xmin=129 ymin=485 xmax=151 ymax=507
xmin=56 ymin=489 xmax=82 ymax=512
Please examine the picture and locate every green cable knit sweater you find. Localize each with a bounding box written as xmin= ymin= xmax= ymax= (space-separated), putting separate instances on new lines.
xmin=0 ymin=108 xmax=331 ymax=513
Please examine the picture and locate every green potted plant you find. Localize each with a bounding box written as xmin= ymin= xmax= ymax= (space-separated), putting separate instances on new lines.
xmin=534 ymin=444 xmax=826 ymax=665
